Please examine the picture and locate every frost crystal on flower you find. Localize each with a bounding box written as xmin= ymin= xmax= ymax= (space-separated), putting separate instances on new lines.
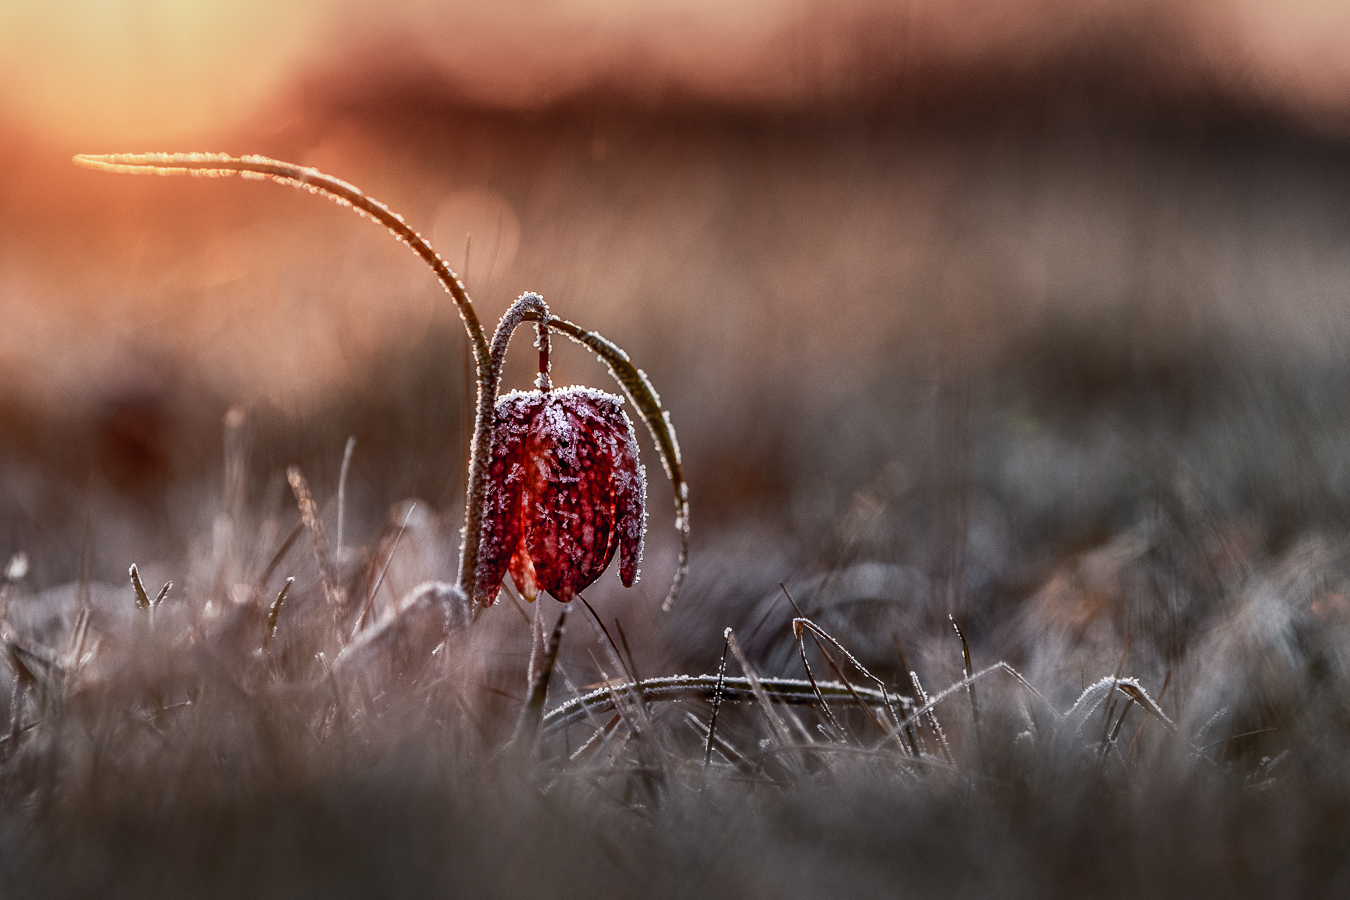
xmin=476 ymin=386 xmax=646 ymax=605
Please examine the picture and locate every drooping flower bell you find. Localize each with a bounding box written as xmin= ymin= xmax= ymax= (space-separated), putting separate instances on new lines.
xmin=475 ymin=383 xmax=647 ymax=605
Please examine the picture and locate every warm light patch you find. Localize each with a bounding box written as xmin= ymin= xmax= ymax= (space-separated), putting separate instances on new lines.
xmin=0 ymin=0 xmax=324 ymax=144
xmin=432 ymin=189 xmax=522 ymax=286
xmin=1221 ymin=0 xmax=1350 ymax=116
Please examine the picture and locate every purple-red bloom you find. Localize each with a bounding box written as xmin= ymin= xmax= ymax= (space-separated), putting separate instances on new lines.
xmin=476 ymin=386 xmax=646 ymax=605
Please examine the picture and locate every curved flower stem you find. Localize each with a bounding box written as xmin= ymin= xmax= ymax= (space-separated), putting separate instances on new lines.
xmin=489 ymin=292 xmax=551 ymax=392
xmin=72 ymin=153 xmax=498 ymax=599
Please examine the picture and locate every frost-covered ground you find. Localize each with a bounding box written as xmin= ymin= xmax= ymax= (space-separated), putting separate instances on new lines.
xmin=4 ymin=75 xmax=1350 ymax=896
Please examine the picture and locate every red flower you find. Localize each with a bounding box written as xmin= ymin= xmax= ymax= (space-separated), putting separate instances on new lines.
xmin=476 ymin=386 xmax=646 ymax=604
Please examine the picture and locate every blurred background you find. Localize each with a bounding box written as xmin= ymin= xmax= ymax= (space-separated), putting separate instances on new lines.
xmin=4 ymin=0 xmax=1350 ymax=671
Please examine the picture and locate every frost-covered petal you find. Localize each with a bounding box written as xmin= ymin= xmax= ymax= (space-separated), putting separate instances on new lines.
xmin=593 ymin=398 xmax=646 ymax=587
xmin=522 ymin=389 xmax=618 ymax=602
xmin=474 ymin=391 xmax=544 ymax=604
